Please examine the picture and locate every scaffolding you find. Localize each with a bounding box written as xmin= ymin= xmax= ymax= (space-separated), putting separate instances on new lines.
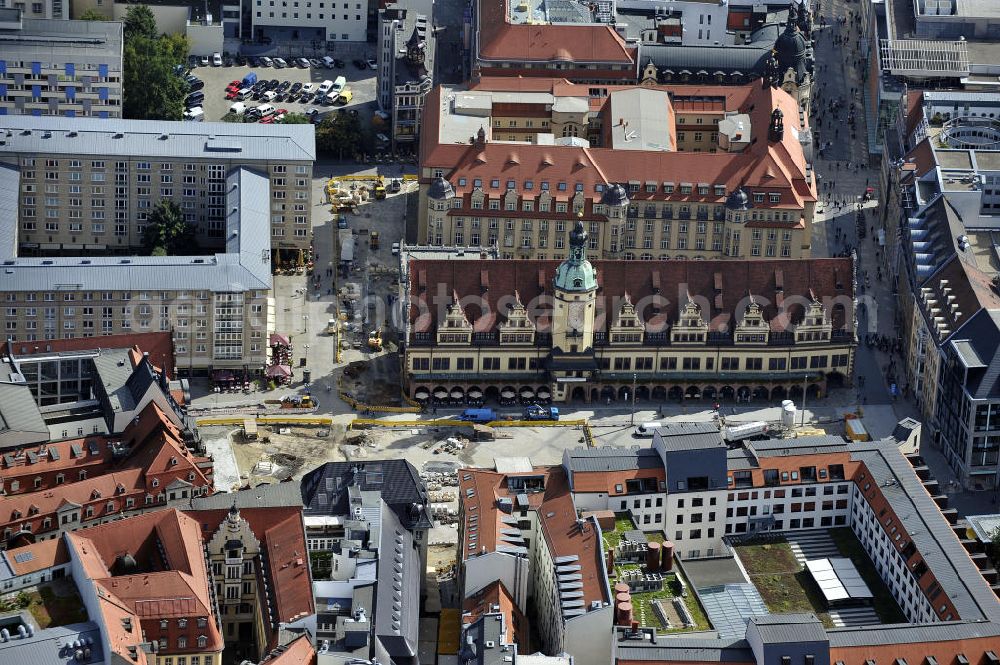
xmin=879 ymin=38 xmax=969 ymax=78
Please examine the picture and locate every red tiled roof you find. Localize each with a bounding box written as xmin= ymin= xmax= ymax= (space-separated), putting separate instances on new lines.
xmin=463 ymin=580 xmax=529 ymax=648
xmin=3 ymin=536 xmax=69 ymax=575
xmin=460 ymin=466 xmax=609 ymax=611
xmin=258 ymin=635 xmax=316 ymax=665
xmin=409 ymin=257 xmax=855 ymax=334
xmin=422 ymin=80 xmax=814 ymax=211
xmin=188 ymin=505 xmax=315 ymax=645
xmin=905 ymin=90 xmax=925 ymax=142
xmin=67 ymin=510 xmax=225 ymax=654
xmin=2 ymin=332 xmax=175 ymax=379
xmin=476 ymin=0 xmax=633 ymax=65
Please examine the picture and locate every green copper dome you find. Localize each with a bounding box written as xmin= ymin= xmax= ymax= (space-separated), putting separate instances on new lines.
xmin=554 ymin=220 xmax=598 ymax=292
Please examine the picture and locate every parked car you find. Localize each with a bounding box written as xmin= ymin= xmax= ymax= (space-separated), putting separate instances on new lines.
xmin=333 ymin=59 xmax=345 ymax=68
xmin=226 ymin=80 xmax=241 ymax=91
xmin=256 ymin=103 xmax=276 ymax=117
xmin=260 ymin=56 xmax=273 ymax=67
xmin=248 ymin=56 xmax=260 ymax=66
xmin=223 ymin=56 xmax=234 ymax=66
xmin=331 ymin=76 xmax=346 ymax=94
xmin=353 ymin=59 xmax=366 ymax=70
xmin=183 ymin=106 xmax=204 ymax=121
xmin=317 ymin=79 xmax=334 ymax=95
xmin=199 ymin=55 xmax=209 ymax=66
xmin=267 ymin=78 xmax=280 ymax=89
xmin=301 ymin=82 xmax=316 ymax=94
xmin=188 ymin=79 xmax=204 ymax=92
xmin=335 ymin=89 xmax=353 ymax=104
xmin=260 ymin=116 xmax=275 ymax=124
xmin=366 ymin=58 xmax=377 ymax=69
xmin=226 ymin=90 xmax=239 ymax=100
xmin=297 ymin=57 xmax=311 ymax=68
xmin=290 ymin=82 xmax=303 ymax=93
xmin=235 ymin=55 xmax=247 ymax=66
xmin=375 ymin=133 xmax=390 ymax=144
xmin=273 ymin=57 xmax=287 ymax=68
xmin=309 ymin=58 xmax=323 ymax=69
xmin=211 ymin=52 xmax=222 ymax=66
xmin=278 ymin=80 xmax=291 ymax=91
xmin=245 ymin=108 xmax=262 ymax=121
xmin=188 ymin=55 xmax=199 ymax=68
xmin=262 ymin=90 xmax=277 ymax=102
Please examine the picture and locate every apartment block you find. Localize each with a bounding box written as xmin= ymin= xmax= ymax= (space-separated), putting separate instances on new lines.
xmin=0 ymin=0 xmax=68 ymax=19
xmin=0 ymin=166 xmax=275 ymax=372
xmin=248 ymin=0 xmax=366 ymax=44
xmin=0 ymin=115 xmax=315 ymax=254
xmin=419 ymin=79 xmax=816 ymax=261
xmin=0 ymin=12 xmax=122 ymax=117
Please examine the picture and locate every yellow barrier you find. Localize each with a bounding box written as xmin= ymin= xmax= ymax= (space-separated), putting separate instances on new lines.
xmin=196 ymin=415 xmax=334 ymax=427
xmin=349 ymin=418 xmax=587 ymax=429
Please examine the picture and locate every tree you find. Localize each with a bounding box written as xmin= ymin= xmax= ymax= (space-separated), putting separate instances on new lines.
xmin=142 ymin=201 xmax=197 ymax=256
xmin=78 ymin=8 xmax=108 ymax=20
xmin=221 ymin=111 xmax=244 ymax=123
xmin=316 ymin=112 xmax=363 ymax=159
xmin=122 ymin=6 xmax=189 ymax=120
xmin=991 ymin=528 xmax=1000 ymax=571
xmin=123 ymin=5 xmax=157 ymax=41
xmin=278 ymin=112 xmax=312 ymax=125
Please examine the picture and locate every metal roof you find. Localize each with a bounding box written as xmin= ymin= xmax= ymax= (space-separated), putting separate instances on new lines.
xmin=749 ymin=435 xmax=850 ymax=457
xmin=614 ymin=637 xmax=753 ymax=663
xmin=0 ymin=115 xmax=315 ymax=162
xmin=563 ymin=445 xmax=662 ymax=472
xmin=747 ymin=613 xmax=827 ymax=643
xmin=653 ymin=422 xmax=725 ymax=451
xmin=0 ymin=18 xmax=122 ymax=66
xmin=0 ymin=167 xmax=272 ymax=293
xmin=0 ymin=620 xmax=105 ymax=664
xmin=0 ymin=165 xmax=18 ymax=259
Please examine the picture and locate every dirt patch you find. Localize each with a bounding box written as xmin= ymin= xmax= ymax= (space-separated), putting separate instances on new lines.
xmin=218 ymin=424 xmax=351 ymax=485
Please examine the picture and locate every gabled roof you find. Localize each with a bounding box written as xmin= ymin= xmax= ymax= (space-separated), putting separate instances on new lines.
xmin=948 ymin=309 xmax=1000 ymax=399
xmin=409 ymin=258 xmax=853 ymax=335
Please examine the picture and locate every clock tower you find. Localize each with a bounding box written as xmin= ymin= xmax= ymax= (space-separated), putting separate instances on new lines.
xmin=552 ymin=219 xmax=598 ymax=354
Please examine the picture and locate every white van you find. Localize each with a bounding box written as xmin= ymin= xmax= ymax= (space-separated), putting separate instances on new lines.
xmin=317 ymin=79 xmax=334 ymax=95
xmin=331 ymin=76 xmax=347 ymax=93
xmin=262 ymin=90 xmax=277 ymax=102
xmin=183 ymin=107 xmax=204 ymax=121
xmin=633 ymin=422 xmax=662 ymax=438
xmin=256 ymin=104 xmax=276 ymax=117
xmin=301 ymin=82 xmax=316 ymax=94
xmin=229 ymin=101 xmax=247 ymax=115
xmin=322 ymin=56 xmax=336 ymax=68
xmin=325 ymin=91 xmax=340 ymax=105
xmin=236 ymin=88 xmax=252 ymax=100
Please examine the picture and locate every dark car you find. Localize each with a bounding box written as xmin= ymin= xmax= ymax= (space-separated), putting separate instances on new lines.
xmin=223 ymin=56 xmax=234 ymax=66
xmin=185 ymin=96 xmax=204 ymax=108
xmin=268 ymin=78 xmax=280 ymax=89
xmin=353 ymin=59 xmax=366 ymax=70
xmin=274 ymin=92 xmax=287 ymax=103
xmin=188 ymin=55 xmax=199 ymax=68
xmin=333 ymin=59 xmax=346 ymax=68
xmin=248 ymin=56 xmax=260 ymax=66
xmin=188 ymin=80 xmax=204 ymax=92
xmin=290 ymin=82 xmax=303 ymax=93
xmin=278 ymin=80 xmax=291 ymax=91
xmin=235 ymin=55 xmax=247 ymax=66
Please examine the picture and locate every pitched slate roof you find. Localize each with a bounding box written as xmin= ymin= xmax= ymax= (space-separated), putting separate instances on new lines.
xmin=301 ymin=460 xmax=432 ymax=530
xmin=563 ymin=446 xmax=662 ymax=472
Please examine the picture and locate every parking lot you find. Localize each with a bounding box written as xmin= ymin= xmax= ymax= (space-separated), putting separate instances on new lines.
xmin=186 ymin=59 xmax=378 ymax=123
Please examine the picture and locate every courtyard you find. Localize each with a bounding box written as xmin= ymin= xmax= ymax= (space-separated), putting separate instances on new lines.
xmin=732 ymin=528 xmax=906 ymax=628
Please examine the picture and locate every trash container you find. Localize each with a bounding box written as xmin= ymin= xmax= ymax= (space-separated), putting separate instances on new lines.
xmin=303 ymin=369 xmax=312 ymax=384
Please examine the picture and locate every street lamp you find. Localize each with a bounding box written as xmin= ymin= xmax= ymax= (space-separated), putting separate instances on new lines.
xmin=302 ymin=314 xmax=309 ymax=333
xmin=630 ymin=372 xmax=638 ymax=426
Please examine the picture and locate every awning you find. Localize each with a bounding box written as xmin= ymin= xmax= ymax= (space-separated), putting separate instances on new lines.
xmin=520 ymin=388 xmax=535 ymax=398
xmin=265 ymin=365 xmax=292 ymax=378
xmin=269 ymin=333 xmax=291 ymax=346
xmin=468 ymin=388 xmax=483 ymax=398
xmin=414 ymin=388 xmax=430 ymax=399
xmin=450 ymin=388 xmax=464 ymax=399
xmin=537 ymin=387 xmax=552 ymax=398
xmin=433 ymin=388 xmax=449 ymax=398
xmin=212 ymin=370 xmax=236 ymax=381
xmin=501 ymin=389 xmax=516 ymax=399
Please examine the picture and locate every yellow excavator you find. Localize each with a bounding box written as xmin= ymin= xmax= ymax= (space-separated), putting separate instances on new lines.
xmin=374 ymin=175 xmax=387 ymax=200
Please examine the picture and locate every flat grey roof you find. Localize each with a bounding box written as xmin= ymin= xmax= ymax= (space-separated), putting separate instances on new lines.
xmin=0 ymin=167 xmax=272 ymax=293
xmin=749 ymin=435 xmax=850 ymax=457
xmin=564 ymin=446 xmax=662 ymax=472
xmin=0 ymin=115 xmax=315 ymax=162
xmin=654 ymin=422 xmax=725 ymax=451
xmin=0 ymin=18 xmax=123 ymax=66
xmin=0 ymin=620 xmax=105 ymax=664
xmin=0 ymin=164 xmax=18 ymax=259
